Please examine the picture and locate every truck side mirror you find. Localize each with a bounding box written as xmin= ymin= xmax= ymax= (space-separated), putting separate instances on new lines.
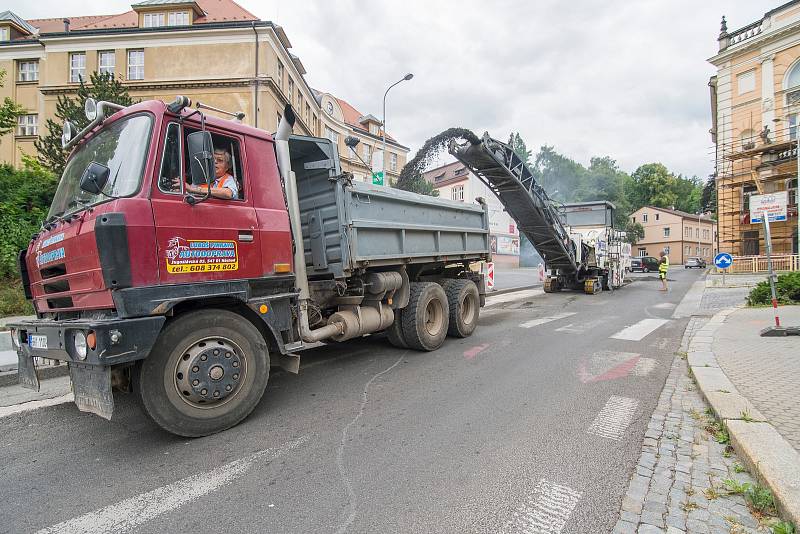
xmin=187 ymin=131 xmax=214 ymax=187
xmin=79 ymin=162 xmax=110 ymax=195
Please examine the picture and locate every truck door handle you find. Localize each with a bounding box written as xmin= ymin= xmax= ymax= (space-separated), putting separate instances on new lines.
xmin=238 ymin=232 xmax=254 ymax=243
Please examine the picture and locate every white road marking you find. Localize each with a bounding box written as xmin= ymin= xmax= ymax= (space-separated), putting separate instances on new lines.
xmin=35 ymin=435 xmax=310 ymax=534
xmin=555 ymin=317 xmax=616 ymax=334
xmin=587 ymin=396 xmax=639 ymax=441
xmin=519 ymin=312 xmax=576 ymax=329
xmin=631 ymin=357 xmax=658 ymax=377
xmin=499 ymin=479 xmax=582 ymax=534
xmin=610 ymin=318 xmax=670 ymax=341
xmin=651 ymin=302 xmax=676 ymax=309
xmin=485 ymin=289 xmax=545 ymax=307
xmin=0 ymin=393 xmax=74 ymax=418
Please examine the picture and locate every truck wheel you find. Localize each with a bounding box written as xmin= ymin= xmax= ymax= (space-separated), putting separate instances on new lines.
xmin=137 ymin=309 xmax=269 ymax=437
xmin=400 ymin=282 xmax=449 ymax=351
xmin=440 ymin=279 xmax=480 ymax=338
xmin=386 ymin=309 xmax=408 ymax=349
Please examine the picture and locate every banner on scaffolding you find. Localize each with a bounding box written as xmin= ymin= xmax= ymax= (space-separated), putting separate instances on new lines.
xmin=750 ymin=191 xmax=788 ymax=223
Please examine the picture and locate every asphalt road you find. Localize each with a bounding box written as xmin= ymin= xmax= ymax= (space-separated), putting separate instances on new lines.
xmin=0 ymin=269 xmax=702 ymax=534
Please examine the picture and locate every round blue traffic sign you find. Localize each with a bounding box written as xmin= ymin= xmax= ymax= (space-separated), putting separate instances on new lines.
xmin=714 ymin=253 xmax=733 ymax=269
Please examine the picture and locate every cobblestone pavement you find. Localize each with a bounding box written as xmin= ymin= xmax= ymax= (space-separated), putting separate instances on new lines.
xmin=614 ymin=318 xmax=768 ymax=533
xmin=715 ymin=306 xmax=800 ymax=452
xmin=698 ymin=288 xmax=750 ymax=311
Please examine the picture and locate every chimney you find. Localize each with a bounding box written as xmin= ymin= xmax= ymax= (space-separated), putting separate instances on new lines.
xmin=63 ymin=18 xmax=70 ymax=32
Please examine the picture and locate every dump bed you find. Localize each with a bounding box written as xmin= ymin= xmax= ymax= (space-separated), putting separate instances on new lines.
xmin=289 ymin=135 xmax=490 ymax=279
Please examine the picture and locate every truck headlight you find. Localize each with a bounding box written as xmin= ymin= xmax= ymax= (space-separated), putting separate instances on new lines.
xmin=73 ymin=331 xmax=88 ymax=360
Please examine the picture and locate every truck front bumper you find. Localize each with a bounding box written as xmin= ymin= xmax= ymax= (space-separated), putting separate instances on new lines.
xmin=7 ymin=316 xmax=165 ymax=419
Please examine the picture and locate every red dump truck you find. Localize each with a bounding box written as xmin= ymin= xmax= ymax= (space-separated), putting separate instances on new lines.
xmin=9 ymin=97 xmax=490 ymax=436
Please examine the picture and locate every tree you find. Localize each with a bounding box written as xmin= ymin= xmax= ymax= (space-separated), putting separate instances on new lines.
xmin=628 ymin=163 xmax=678 ymax=209
xmin=0 ymin=70 xmax=26 ymax=137
xmin=623 ymin=220 xmax=645 ymax=245
xmin=700 ymin=176 xmax=717 ymax=215
xmin=533 ymin=145 xmax=585 ymax=201
xmin=35 ymin=72 xmax=135 ymax=176
xmin=507 ymin=132 xmax=532 ymax=167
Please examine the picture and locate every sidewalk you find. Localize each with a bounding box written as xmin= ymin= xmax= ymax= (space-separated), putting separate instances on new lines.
xmin=689 ymin=304 xmax=800 ymax=527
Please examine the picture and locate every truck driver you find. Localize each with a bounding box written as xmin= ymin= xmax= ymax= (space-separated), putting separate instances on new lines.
xmin=186 ymin=148 xmax=239 ymax=199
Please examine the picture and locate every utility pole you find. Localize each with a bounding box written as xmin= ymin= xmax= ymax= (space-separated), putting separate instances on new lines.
xmin=381 ymin=73 xmax=413 ymax=186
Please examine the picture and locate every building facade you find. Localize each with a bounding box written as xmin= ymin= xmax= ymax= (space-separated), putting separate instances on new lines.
xmin=423 ymin=161 xmax=522 ymax=265
xmin=0 ymin=1 xmax=406 ymax=175
xmin=630 ymin=206 xmax=717 ymax=264
xmin=709 ymin=2 xmax=800 ymax=257
xmin=314 ymin=90 xmax=408 ymax=185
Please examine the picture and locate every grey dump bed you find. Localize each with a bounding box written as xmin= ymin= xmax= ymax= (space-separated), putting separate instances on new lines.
xmin=289 ymin=135 xmax=490 ymax=279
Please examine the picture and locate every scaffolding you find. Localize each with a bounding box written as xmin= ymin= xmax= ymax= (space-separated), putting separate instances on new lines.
xmin=713 ymin=117 xmax=799 ymax=257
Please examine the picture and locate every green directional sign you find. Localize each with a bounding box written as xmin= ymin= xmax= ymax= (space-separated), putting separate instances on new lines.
xmin=372 ymin=171 xmax=384 ymax=186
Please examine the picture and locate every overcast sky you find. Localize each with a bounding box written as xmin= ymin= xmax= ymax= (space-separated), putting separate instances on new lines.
xmin=17 ymin=1 xmax=777 ymax=178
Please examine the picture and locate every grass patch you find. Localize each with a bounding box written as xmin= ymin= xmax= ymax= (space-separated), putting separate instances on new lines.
xmin=705 ymin=419 xmax=730 ymax=444
xmin=723 ymin=479 xmax=778 ymax=517
xmin=771 ymin=521 xmax=796 ymax=534
xmin=704 ymin=486 xmax=721 ymax=500
xmin=732 ymin=462 xmax=747 ymax=474
xmin=0 ymin=279 xmax=32 ymax=317
xmin=741 ymin=410 xmax=754 ymax=422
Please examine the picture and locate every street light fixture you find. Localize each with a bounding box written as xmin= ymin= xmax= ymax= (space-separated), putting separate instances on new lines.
xmin=381 ymin=73 xmax=413 ymax=186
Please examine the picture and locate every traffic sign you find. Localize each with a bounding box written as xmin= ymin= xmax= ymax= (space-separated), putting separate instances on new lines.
xmin=372 ymin=171 xmax=384 ymax=186
xmin=714 ymin=253 xmax=733 ymax=269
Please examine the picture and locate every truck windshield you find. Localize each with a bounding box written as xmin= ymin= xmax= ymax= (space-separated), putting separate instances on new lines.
xmin=47 ymin=114 xmax=153 ymax=220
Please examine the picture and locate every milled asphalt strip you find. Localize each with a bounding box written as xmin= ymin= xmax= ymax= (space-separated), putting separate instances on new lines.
xmin=499 ymin=479 xmax=582 ymax=534
xmin=34 ymin=435 xmax=310 ymax=534
xmin=0 ymin=393 xmax=74 ymax=418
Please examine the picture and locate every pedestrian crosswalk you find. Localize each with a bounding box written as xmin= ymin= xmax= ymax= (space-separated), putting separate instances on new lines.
xmin=609 ymin=319 xmax=670 ymax=341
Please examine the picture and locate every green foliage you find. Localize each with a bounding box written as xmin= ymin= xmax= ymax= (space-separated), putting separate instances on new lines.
xmin=705 ymin=419 xmax=730 ymax=444
xmin=772 ymin=521 xmax=796 ymax=534
xmin=0 ymin=69 xmax=27 ymax=137
xmin=507 ymin=132 xmax=532 ymax=166
xmin=0 ymin=283 xmax=32 ymax=316
xmin=395 ymin=174 xmax=439 ymax=196
xmin=35 ymin=71 xmax=134 ymax=177
xmin=0 ymin=161 xmax=58 ymax=278
xmin=723 ymin=479 xmax=778 ymax=515
xmin=701 ymin=175 xmax=717 ymax=215
xmin=623 ymin=220 xmax=645 ymax=245
xmin=747 ymin=272 xmax=800 ymax=306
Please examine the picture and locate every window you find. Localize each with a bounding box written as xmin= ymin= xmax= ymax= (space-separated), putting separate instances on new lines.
xmin=451 ymin=184 xmax=464 ymax=201
xmin=638 ymin=248 xmax=647 ymax=257
xmin=369 ymin=123 xmax=379 ymax=136
xmin=98 ymin=51 xmax=115 ymax=76
xmin=158 ymin=123 xmax=182 ymax=194
xmin=18 ymin=61 xmax=38 ymax=82
xmin=642 ymin=213 xmax=648 ymax=222
xmin=168 ymin=11 xmax=189 ymax=26
xmin=663 ymin=227 xmax=670 ymax=237
xmin=788 ymin=178 xmax=798 ymax=210
xmin=0 ymin=27 xmax=9 ymax=41
xmin=297 ymin=89 xmax=302 ymax=109
xmin=664 ymin=246 xmax=670 ymax=254
xmin=361 ymin=143 xmax=371 ymax=161
xmin=631 ymin=216 xmax=635 ymax=223
xmin=695 ymin=228 xmax=699 ymax=238
xmin=288 ymin=79 xmax=294 ymax=103
xmin=390 ymin=152 xmax=397 ymax=172
xmin=70 ymin=52 xmax=85 ymax=83
xmin=143 ymin=13 xmax=165 ymax=27
xmin=655 ymin=213 xmax=659 ymax=221
xmin=181 ymin=128 xmax=244 ymax=200
xmin=127 ymin=50 xmax=144 ymax=80
xmin=16 ymin=114 xmax=37 ymax=136
xmin=305 ymin=103 xmax=311 ymax=125
xmin=685 ymin=245 xmax=691 ymax=255
xmin=276 ymin=112 xmax=282 ymax=131
xmin=325 ymin=126 xmax=339 ymax=145
xmin=737 ymin=70 xmax=756 ymax=95
xmin=276 ymin=61 xmax=284 ymax=90
xmin=742 ymin=183 xmax=758 ymax=212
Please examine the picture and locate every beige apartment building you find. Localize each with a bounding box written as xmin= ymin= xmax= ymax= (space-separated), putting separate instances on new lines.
xmin=0 ymin=0 xmax=407 ymax=177
xmin=709 ymin=2 xmax=800 ymax=256
xmin=630 ymin=207 xmax=717 ymax=264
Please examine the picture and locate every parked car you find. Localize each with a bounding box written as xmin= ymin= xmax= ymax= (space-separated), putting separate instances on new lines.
xmin=685 ymin=257 xmax=707 ymax=269
xmin=630 ymin=256 xmax=661 ymax=272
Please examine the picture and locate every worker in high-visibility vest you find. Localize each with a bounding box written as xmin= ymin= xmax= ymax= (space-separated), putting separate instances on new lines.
xmin=658 ymin=251 xmax=669 ymax=291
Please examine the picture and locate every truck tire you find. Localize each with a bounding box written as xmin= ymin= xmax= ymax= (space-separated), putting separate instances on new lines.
xmin=386 ymin=309 xmax=408 ymax=349
xmin=400 ymin=282 xmax=449 ymax=351
xmin=440 ymin=279 xmax=479 ymax=338
xmin=137 ymin=309 xmax=269 ymax=437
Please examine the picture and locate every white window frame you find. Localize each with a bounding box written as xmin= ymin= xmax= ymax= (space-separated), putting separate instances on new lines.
xmin=18 ymin=61 xmax=38 ymax=82
xmin=390 ymin=152 xmax=398 ymax=172
xmin=98 ymin=50 xmax=115 ymax=76
xmin=276 ymin=61 xmax=284 ymax=90
xmin=642 ymin=213 xmax=648 ymax=222
xmin=143 ymin=13 xmax=165 ymax=28
xmin=737 ymin=69 xmax=756 ymax=95
xmin=0 ymin=27 xmax=9 ymax=41
xmin=663 ymin=227 xmax=670 ymax=237
xmin=369 ymin=123 xmax=379 ymax=135
xmin=664 ymin=246 xmax=670 ymax=254
xmin=127 ymin=49 xmax=144 ymax=80
xmin=655 ymin=213 xmax=659 ymax=221
xmin=638 ymin=248 xmax=647 ymax=257
xmin=167 ymin=11 xmax=189 ymax=26
xmin=325 ymin=126 xmax=339 ymax=145
xmin=69 ymin=52 xmax=86 ymax=83
xmin=451 ymin=184 xmax=465 ymax=202
xmin=361 ymin=143 xmax=371 ymax=160
xmin=789 ymin=114 xmax=798 ymax=141
xmin=16 ymin=114 xmax=37 ymax=136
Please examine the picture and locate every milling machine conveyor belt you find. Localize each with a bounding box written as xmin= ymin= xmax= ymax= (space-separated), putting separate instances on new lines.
xmin=449 ymin=133 xmax=578 ymax=273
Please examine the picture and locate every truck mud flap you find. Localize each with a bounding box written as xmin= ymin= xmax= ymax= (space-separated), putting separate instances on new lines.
xmin=17 ymin=353 xmax=40 ymax=391
xmin=69 ymin=363 xmax=114 ymax=420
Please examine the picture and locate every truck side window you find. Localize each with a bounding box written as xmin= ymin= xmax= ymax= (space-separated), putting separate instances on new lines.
xmin=158 ymin=123 xmax=182 ymax=194
xmin=183 ymin=128 xmax=244 ymax=200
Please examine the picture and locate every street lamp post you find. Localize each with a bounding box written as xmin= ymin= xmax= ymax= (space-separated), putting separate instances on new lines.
xmin=381 ymin=73 xmax=413 ymax=186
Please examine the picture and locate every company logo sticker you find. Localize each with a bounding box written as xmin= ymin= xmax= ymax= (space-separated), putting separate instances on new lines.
xmin=165 ymin=237 xmax=238 ymax=274
xmin=39 ymin=232 xmax=65 ymax=250
xmin=36 ymin=247 xmax=66 ymax=267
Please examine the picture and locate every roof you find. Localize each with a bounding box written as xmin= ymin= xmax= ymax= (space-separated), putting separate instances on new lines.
xmin=422 ymin=160 xmax=470 ymax=186
xmin=636 ymin=205 xmax=716 ymax=222
xmin=329 ymin=94 xmax=403 ymax=146
xmin=24 ymin=0 xmax=256 ymax=33
xmin=0 ymin=10 xmax=38 ymax=35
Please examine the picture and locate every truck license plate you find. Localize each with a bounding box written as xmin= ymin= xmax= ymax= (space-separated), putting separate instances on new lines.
xmin=29 ymin=334 xmax=47 ymax=350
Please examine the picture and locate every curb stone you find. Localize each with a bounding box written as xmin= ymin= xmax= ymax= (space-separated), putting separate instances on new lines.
xmin=689 ymin=306 xmax=800 ymax=527
xmin=0 ymin=363 xmax=69 ymax=388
